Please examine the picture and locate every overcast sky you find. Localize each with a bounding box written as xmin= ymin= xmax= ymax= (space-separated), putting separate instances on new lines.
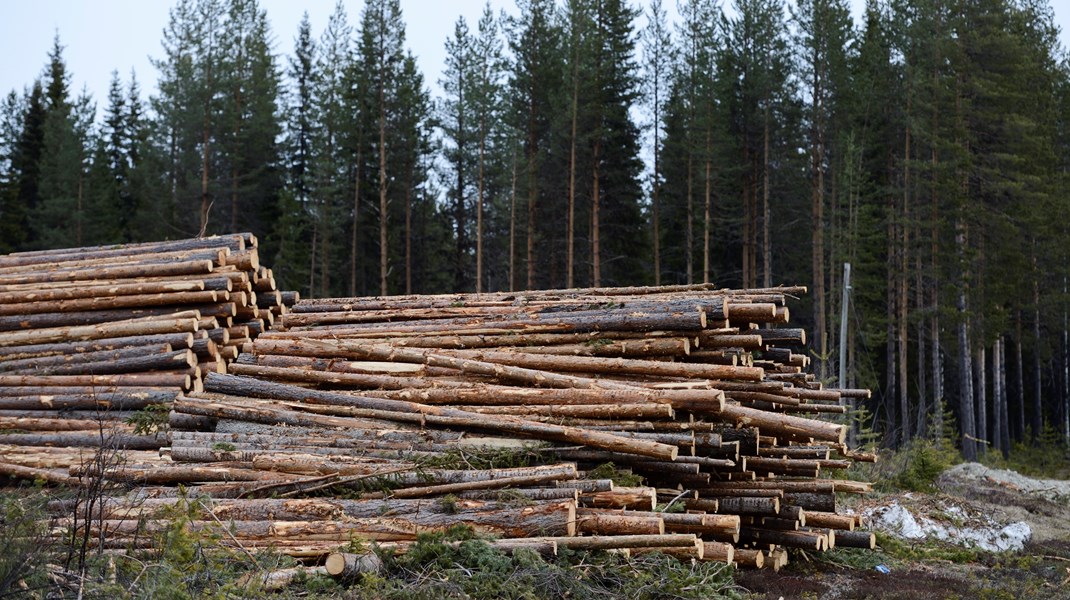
xmin=1 ymin=0 xmax=1068 ymax=119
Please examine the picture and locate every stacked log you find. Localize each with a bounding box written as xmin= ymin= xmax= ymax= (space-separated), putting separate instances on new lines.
xmin=0 ymin=234 xmax=297 ymax=479
xmin=0 ymin=237 xmax=877 ymax=570
xmin=130 ymin=284 xmax=874 ymax=566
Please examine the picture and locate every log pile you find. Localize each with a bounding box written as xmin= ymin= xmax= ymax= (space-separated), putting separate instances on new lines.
xmin=0 ymin=234 xmax=296 ymax=478
xmin=84 ymin=284 xmax=873 ymax=568
xmin=0 ymin=235 xmax=878 ymax=570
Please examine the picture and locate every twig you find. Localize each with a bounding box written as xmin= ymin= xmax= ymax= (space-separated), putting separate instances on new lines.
xmin=279 ymin=466 xmax=420 ymax=498
xmin=196 ymin=498 xmax=259 ymax=567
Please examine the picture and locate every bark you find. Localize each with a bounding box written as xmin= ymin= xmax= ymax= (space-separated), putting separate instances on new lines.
xmin=1032 ymin=266 xmax=1042 ymax=442
xmin=976 ymin=346 xmax=987 ymax=455
xmin=201 ymin=374 xmax=679 ymax=460
xmin=993 ymin=338 xmax=1003 ymax=454
xmin=326 ymin=553 xmax=382 ymax=579
xmin=957 ymin=219 xmax=976 ymax=460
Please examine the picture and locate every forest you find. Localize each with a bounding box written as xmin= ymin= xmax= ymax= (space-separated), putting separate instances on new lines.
xmin=0 ymin=0 xmax=1068 ymax=460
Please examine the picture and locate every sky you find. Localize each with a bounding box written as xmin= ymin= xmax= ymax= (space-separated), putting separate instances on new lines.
xmin=1 ymin=0 xmax=1069 ymax=120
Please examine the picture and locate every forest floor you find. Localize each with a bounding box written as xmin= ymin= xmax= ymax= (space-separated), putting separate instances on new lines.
xmin=737 ymin=463 xmax=1070 ymax=600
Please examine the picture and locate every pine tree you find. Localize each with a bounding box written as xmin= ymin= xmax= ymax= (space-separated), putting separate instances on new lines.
xmin=219 ymin=0 xmax=282 ymax=240
xmin=310 ymin=0 xmax=353 ymax=297
xmin=0 ymin=90 xmax=26 ymax=254
xmin=35 ymin=37 xmax=96 ymax=249
xmin=469 ymin=3 xmax=506 ymax=293
xmin=507 ymin=0 xmax=562 ymax=290
xmin=274 ymin=12 xmax=317 ymax=295
xmin=640 ymin=0 xmax=674 ymax=286
xmin=586 ymin=0 xmax=646 ymax=286
xmin=440 ymin=16 xmax=475 ymax=292
xmin=793 ymin=0 xmax=853 ymax=382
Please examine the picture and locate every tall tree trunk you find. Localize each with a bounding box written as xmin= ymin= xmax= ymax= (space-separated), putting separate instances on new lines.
xmin=1015 ymin=314 xmax=1025 ymax=442
xmin=915 ymin=259 xmax=927 ymax=438
xmin=476 ymin=122 xmax=485 ymax=294
xmin=740 ymin=159 xmax=748 ymax=289
xmin=885 ymin=181 xmax=897 ymax=443
xmin=761 ymin=105 xmax=771 ymax=289
xmin=686 ymin=148 xmax=694 ymax=284
xmin=455 ymin=87 xmax=466 ymax=293
xmin=591 ymin=138 xmax=601 ymax=288
xmin=703 ymin=127 xmax=712 ymax=285
xmin=351 ymin=146 xmax=362 ymax=298
xmin=652 ymin=89 xmax=661 ymax=287
xmin=812 ymin=92 xmax=826 ymax=383
xmin=200 ymin=111 xmax=211 ymax=237
xmin=899 ymin=118 xmax=911 ymax=444
xmin=526 ymin=118 xmax=537 ymax=291
xmin=308 ymin=220 xmax=317 ymax=300
xmin=1032 ymin=262 xmax=1042 ymax=443
xmin=378 ymin=95 xmax=388 ymax=297
xmin=1064 ymin=277 xmax=1069 ymax=443
xmin=993 ymin=337 xmax=1003 ymax=455
xmin=509 ymin=145 xmax=517 ymax=293
xmin=999 ymin=335 xmax=1010 ymax=456
xmin=975 ymin=346 xmax=987 ymax=456
xmin=567 ymin=69 xmax=578 ymax=289
xmin=405 ymin=176 xmax=412 ymax=296
xmin=957 ymin=217 xmax=976 ymax=461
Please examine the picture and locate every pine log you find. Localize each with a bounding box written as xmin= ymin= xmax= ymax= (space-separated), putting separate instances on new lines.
xmin=325 ymin=553 xmax=382 ymax=579
xmin=733 ymin=548 xmax=765 ymax=568
xmin=0 ymin=259 xmax=215 ymax=286
xmin=832 ymin=530 xmax=876 ymax=549
xmin=75 ymin=502 xmax=574 ymax=540
xmin=575 ymin=509 xmax=664 ymax=535
xmin=701 ymin=541 xmax=734 ymax=564
xmin=0 ymin=315 xmax=200 ymax=348
xmin=202 ymin=374 xmax=679 ymax=460
xmin=0 ymin=291 xmax=226 ymax=316
xmin=717 ymin=404 xmax=846 ymax=443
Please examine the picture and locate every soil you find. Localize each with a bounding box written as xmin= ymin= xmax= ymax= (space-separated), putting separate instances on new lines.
xmin=737 ymin=464 xmax=1070 ymax=600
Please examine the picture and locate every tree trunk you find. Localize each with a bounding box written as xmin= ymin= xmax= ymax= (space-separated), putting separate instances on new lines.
xmin=1032 ymin=265 xmax=1042 ymax=443
xmin=686 ymin=147 xmax=694 ymax=285
xmin=762 ymin=104 xmax=771 ymax=289
xmin=975 ymin=346 xmax=986 ymax=456
xmin=200 ymin=108 xmax=211 ymax=237
xmin=476 ymin=117 xmax=486 ymax=294
xmin=999 ymin=335 xmax=1010 ymax=455
xmin=351 ymin=146 xmax=362 ymax=298
xmin=592 ymin=138 xmax=601 ymax=288
xmin=378 ymin=93 xmax=388 ymax=297
xmin=567 ymin=67 xmax=578 ymax=290
xmin=1015 ymin=316 xmax=1025 ymax=442
xmin=993 ymin=338 xmax=1003 ymax=455
xmin=957 ymin=219 xmax=976 ymax=461
xmin=703 ymin=127 xmax=712 ymax=285
xmin=526 ymin=86 xmax=537 ymax=291
xmin=509 ymin=145 xmax=517 ymax=292
xmin=405 ymin=178 xmax=412 ymax=296
xmin=454 ymin=72 xmax=466 ymax=293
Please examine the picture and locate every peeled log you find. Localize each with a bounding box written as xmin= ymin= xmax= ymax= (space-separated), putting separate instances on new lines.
xmin=76 ymin=501 xmax=575 ymax=541
xmin=717 ymin=404 xmax=845 ymax=443
xmin=202 ymin=374 xmax=679 ymax=461
xmin=576 ymin=508 xmax=664 ymax=535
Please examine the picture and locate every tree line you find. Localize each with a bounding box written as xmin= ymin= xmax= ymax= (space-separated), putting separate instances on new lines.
xmin=1 ymin=0 xmax=1069 ymax=457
